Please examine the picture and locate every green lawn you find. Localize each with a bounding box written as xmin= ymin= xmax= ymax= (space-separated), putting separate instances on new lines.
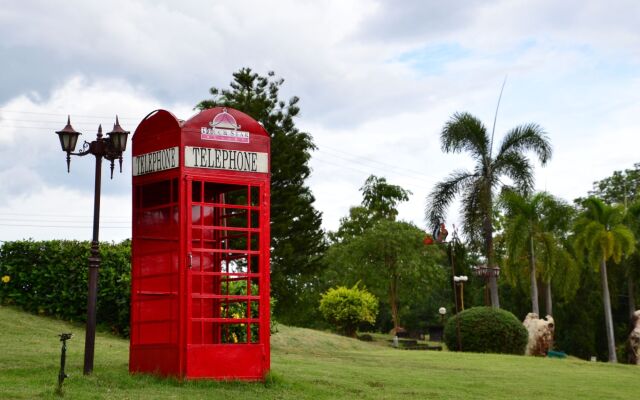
xmin=0 ymin=305 xmax=636 ymax=399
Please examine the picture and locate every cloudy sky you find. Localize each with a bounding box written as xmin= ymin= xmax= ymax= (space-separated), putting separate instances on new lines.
xmin=0 ymin=0 xmax=639 ymax=242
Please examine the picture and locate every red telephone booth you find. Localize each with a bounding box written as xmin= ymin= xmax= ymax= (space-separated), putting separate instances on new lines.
xmin=129 ymin=107 xmax=271 ymax=380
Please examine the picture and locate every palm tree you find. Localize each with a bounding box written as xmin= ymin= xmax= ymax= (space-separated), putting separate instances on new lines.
xmin=500 ymin=190 xmax=577 ymax=315
xmin=426 ymin=112 xmax=552 ymax=307
xmin=623 ymin=201 xmax=640 ymax=319
xmin=574 ymin=198 xmax=636 ymax=363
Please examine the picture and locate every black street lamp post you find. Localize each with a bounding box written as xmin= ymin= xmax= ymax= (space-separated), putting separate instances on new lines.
xmin=55 ymin=116 xmax=129 ymax=375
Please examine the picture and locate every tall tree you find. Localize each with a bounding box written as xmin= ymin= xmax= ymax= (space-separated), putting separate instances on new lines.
xmin=426 ymin=112 xmax=552 ymax=308
xmin=587 ymin=164 xmax=640 ymax=319
xmin=329 ymin=175 xmax=411 ymax=244
xmin=500 ymin=190 xmax=577 ymax=316
xmin=537 ymin=199 xmax=579 ymax=317
xmin=360 ymin=175 xmax=411 ymax=221
xmin=623 ymin=201 xmax=640 ymax=318
xmin=326 ymin=219 xmax=443 ymax=333
xmin=573 ymin=198 xmax=635 ymax=363
xmin=197 ymin=68 xmax=325 ymax=322
xmin=325 ymin=175 xmax=444 ymax=332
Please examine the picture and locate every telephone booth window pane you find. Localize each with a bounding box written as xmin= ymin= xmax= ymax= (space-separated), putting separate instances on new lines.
xmin=250 ymin=300 xmax=260 ymax=318
xmin=172 ymin=178 xmax=179 ymax=202
xmin=217 ymin=184 xmax=248 ymax=206
xmin=250 ymin=326 xmax=260 ymax=343
xmin=192 ymin=206 xmax=201 ymax=225
xmin=222 ymin=324 xmax=249 ymax=344
xmin=199 ymin=298 xmax=214 ymax=318
xmin=250 ymin=255 xmax=260 ymax=273
xmin=221 ymin=277 xmax=247 ymax=295
xmin=250 ymin=234 xmax=260 ymax=251
xmin=141 ymin=180 xmax=171 ymax=208
xmin=204 ymin=182 xmax=218 ymax=203
xmin=192 ymin=181 xmax=202 ymax=202
xmin=172 ymin=206 xmax=179 ymax=225
xmin=250 ymin=278 xmax=260 ymax=296
xmin=190 ymin=252 xmax=201 ymax=271
xmin=192 ymin=321 xmax=202 ymax=344
xmin=203 ymin=206 xmax=214 ymax=226
xmin=229 ymin=257 xmax=248 ymax=274
xmin=192 ymin=228 xmax=201 ymax=249
xmin=250 ymin=186 xmax=259 ymax=206
xmin=192 ymin=299 xmax=202 ymax=318
xmin=225 ymin=232 xmax=247 ymax=251
xmin=136 ymin=186 xmax=142 ymax=208
xmin=192 ymin=275 xmax=202 ymax=294
xmin=250 ymin=210 xmax=260 ymax=228
xmin=201 ymin=275 xmax=214 ymax=292
xmin=202 ymin=253 xmax=214 ymax=272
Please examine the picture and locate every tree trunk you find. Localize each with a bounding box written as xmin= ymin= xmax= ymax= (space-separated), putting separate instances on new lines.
xmin=600 ymin=259 xmax=618 ymax=363
xmin=629 ymin=274 xmax=637 ymax=320
xmin=484 ymin=213 xmax=500 ymax=308
xmin=389 ymin=267 xmax=399 ymax=333
xmin=488 ymin=276 xmax=500 ymax=308
xmin=529 ymin=235 xmax=539 ymax=315
xmin=545 ymin=280 xmax=553 ymax=317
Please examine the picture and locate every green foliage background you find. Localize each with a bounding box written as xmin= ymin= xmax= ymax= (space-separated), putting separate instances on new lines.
xmin=0 ymin=240 xmax=131 ymax=336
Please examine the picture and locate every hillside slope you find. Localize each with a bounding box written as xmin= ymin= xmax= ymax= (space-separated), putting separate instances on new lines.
xmin=0 ymin=306 xmax=637 ymax=399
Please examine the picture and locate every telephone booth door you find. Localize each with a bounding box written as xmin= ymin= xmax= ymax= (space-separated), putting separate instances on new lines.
xmin=185 ymin=177 xmax=270 ymax=379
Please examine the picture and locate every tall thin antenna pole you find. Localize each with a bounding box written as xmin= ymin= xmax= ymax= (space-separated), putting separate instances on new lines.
xmin=489 ymin=75 xmax=508 ymax=159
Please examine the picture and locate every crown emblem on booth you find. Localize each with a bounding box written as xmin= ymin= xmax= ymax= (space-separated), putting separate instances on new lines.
xmin=209 ymin=108 xmax=241 ymax=130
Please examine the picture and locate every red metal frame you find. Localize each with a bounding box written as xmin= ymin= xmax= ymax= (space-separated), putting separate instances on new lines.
xmin=129 ymin=108 xmax=270 ymax=380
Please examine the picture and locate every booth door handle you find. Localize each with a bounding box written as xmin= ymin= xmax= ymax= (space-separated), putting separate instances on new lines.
xmin=188 ymin=253 xmax=193 ymax=269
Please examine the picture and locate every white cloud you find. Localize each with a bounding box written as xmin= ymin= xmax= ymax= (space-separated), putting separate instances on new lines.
xmin=0 ymin=185 xmax=131 ymax=242
xmin=1 ymin=0 xmax=639 ymax=241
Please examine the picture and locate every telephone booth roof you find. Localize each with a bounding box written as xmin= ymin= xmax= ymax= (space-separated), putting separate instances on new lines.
xmin=183 ymin=108 xmax=269 ymax=136
xmin=134 ymin=107 xmax=269 ymax=140
xmin=132 ymin=107 xmax=271 ymax=177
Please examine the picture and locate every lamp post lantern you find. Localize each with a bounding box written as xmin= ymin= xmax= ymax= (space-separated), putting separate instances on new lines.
xmin=55 ymin=115 xmax=129 ymax=375
xmin=438 ymin=307 xmax=447 ymax=325
xmin=453 ymin=275 xmax=468 ymax=310
xmin=472 ymin=264 xmax=500 ymax=306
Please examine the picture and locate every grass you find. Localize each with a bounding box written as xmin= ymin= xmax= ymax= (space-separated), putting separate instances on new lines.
xmin=0 ymin=305 xmax=637 ymax=399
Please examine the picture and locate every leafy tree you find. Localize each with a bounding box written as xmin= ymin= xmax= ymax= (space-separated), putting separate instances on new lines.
xmin=426 ymin=112 xmax=552 ymax=308
xmin=588 ymin=163 xmax=640 ymax=206
xmin=319 ymin=284 xmax=378 ymax=337
xmin=500 ymin=190 xmax=577 ymax=315
xmin=623 ymin=201 xmax=640 ymax=318
xmin=328 ymin=206 xmax=377 ymax=244
xmin=360 ymin=175 xmax=411 ymax=220
xmin=196 ymin=68 xmax=325 ymax=323
xmin=325 ymin=175 xmax=445 ymax=332
xmin=573 ymin=198 xmax=635 ymax=362
xmin=329 ymin=175 xmax=411 ymax=244
xmin=325 ymin=219 xmax=443 ymax=332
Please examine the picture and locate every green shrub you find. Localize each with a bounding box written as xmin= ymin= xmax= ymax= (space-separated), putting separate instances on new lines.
xmin=444 ymin=307 xmax=528 ymax=355
xmin=0 ymin=240 xmax=131 ymax=336
xmin=319 ymin=284 xmax=378 ymax=337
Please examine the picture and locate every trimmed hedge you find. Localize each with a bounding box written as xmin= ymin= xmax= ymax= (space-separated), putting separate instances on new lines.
xmin=444 ymin=307 xmax=528 ymax=355
xmin=0 ymin=240 xmax=131 ymax=336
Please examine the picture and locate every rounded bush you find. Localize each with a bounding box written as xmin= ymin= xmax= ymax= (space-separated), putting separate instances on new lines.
xmin=319 ymin=284 xmax=378 ymax=337
xmin=444 ymin=307 xmax=528 ymax=355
